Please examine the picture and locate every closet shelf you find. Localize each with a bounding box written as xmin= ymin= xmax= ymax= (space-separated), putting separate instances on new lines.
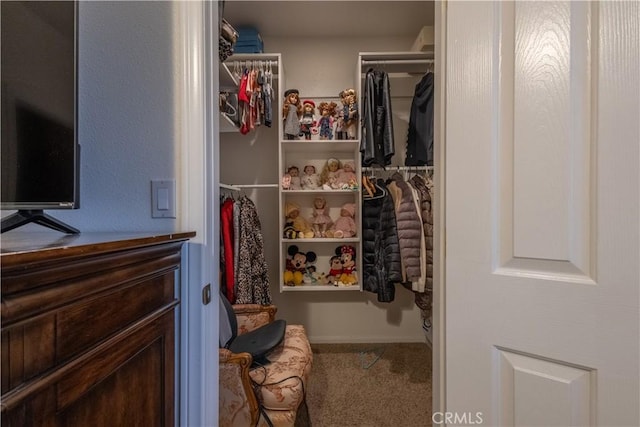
xmin=280 ymin=140 xmax=358 ymax=153
xmin=282 ymin=238 xmax=359 ymax=244
xmin=360 ymin=51 xmax=433 ymax=75
xmin=282 ymin=189 xmax=359 ymax=195
xmin=283 ymin=284 xmax=361 ymax=292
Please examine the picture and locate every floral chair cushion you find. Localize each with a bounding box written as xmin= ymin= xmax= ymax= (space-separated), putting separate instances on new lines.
xmin=249 ymin=325 xmax=313 ymax=411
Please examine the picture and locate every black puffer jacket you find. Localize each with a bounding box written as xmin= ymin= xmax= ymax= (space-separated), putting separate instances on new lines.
xmin=361 ymin=69 xmax=395 ymax=167
xmin=362 ymin=179 xmax=402 ymax=302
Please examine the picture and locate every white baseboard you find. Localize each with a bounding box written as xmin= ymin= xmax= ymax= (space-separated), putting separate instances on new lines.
xmin=309 ymin=335 xmax=427 ymax=344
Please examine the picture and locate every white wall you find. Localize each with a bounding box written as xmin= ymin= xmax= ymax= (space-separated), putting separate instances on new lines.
xmin=221 ymin=35 xmax=427 ymax=343
xmin=1 ymin=3 xmax=206 ymax=424
xmin=2 ymin=1 xmax=181 ymax=233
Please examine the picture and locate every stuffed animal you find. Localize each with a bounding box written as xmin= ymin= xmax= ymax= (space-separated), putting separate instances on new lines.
xmin=336 ymin=245 xmax=358 ymax=286
xmin=284 ymin=245 xmax=317 ymax=286
xmin=327 ymin=255 xmax=343 ymax=284
xmin=284 ymin=202 xmax=314 ymax=238
xmin=331 ymin=203 xmax=356 ymax=238
xmin=303 ymin=265 xmax=328 ymax=285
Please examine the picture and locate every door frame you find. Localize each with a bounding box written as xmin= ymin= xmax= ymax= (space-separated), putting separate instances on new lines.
xmin=177 ymin=1 xmax=219 ymax=426
xmin=433 ymin=0 xmax=447 ymax=419
xmin=178 ymin=1 xmax=448 ymax=424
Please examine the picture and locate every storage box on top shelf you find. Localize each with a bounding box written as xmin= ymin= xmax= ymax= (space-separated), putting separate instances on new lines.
xmin=234 ymin=26 xmax=264 ymax=53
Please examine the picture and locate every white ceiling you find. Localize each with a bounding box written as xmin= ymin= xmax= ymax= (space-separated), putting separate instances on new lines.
xmin=222 ymin=1 xmax=435 ymax=38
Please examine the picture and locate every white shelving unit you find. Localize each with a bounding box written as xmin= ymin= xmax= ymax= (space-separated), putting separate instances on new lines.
xmin=278 ymin=56 xmax=363 ymax=292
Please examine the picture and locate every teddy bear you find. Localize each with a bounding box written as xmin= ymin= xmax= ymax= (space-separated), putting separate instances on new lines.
xmin=330 ymin=203 xmax=356 ymax=238
xmin=283 ymin=202 xmax=314 ymax=239
xmin=284 ymin=245 xmax=316 ymax=286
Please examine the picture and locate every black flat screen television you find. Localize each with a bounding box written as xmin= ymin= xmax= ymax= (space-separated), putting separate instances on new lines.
xmin=1 ymin=0 xmax=79 ymax=233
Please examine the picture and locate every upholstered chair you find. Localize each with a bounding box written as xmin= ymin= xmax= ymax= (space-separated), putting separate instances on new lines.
xmin=219 ymin=303 xmax=313 ymax=427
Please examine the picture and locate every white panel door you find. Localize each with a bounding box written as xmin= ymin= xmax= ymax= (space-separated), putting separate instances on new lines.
xmin=445 ymin=1 xmax=639 ymax=426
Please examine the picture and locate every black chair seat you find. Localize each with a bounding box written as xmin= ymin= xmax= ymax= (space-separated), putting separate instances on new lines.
xmin=220 ymin=289 xmax=286 ymax=366
xmin=228 ymin=319 xmax=287 ymax=362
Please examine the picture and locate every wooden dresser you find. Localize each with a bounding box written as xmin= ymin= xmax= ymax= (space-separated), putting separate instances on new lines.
xmin=0 ymin=231 xmax=195 ymax=426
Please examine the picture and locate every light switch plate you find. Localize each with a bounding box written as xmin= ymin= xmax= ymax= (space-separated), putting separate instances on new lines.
xmin=151 ymin=179 xmax=176 ymax=218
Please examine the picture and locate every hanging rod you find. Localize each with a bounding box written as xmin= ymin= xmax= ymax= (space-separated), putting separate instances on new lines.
xmin=220 ymin=183 xmax=240 ymax=191
xmin=362 ymin=165 xmax=434 ymax=171
xmin=228 ymin=60 xmax=279 ymax=67
xmin=361 ymin=59 xmax=434 ymax=65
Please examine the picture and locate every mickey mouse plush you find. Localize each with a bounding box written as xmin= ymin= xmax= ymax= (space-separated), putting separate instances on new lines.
xmin=283 ymin=245 xmax=317 ymax=286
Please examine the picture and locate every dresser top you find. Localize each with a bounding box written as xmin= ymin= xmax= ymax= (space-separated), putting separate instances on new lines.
xmin=0 ymin=231 xmax=196 ymax=265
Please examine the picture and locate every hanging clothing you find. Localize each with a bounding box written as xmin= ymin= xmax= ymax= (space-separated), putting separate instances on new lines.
xmin=389 ymin=172 xmax=423 ymax=283
xmin=220 ymin=198 xmax=235 ymax=302
xmin=262 ymin=68 xmax=273 ymax=127
xmin=405 ymin=72 xmax=434 ymax=166
xmin=361 ymin=68 xmax=395 ymax=167
xmin=234 ymin=195 xmax=272 ymax=305
xmin=409 ymin=173 xmax=434 ymax=319
xmin=361 ymin=179 xmax=402 ymax=302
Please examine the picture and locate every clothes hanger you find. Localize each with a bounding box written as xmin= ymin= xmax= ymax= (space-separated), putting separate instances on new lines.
xmin=362 ymin=174 xmax=375 ymax=198
xmin=370 ymin=180 xmax=388 ymax=200
xmin=362 ymin=175 xmax=387 ymax=201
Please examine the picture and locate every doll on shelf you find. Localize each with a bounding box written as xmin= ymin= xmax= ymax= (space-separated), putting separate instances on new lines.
xmin=335 ymin=91 xmax=348 ymax=140
xmin=301 ymin=164 xmax=320 ymax=190
xmin=317 ymin=101 xmax=338 ymax=140
xmin=330 ymin=202 xmax=357 ymax=238
xmin=282 ymin=89 xmax=302 ymax=140
xmin=336 ymin=160 xmax=358 ymax=189
xmin=310 ymin=196 xmax=333 ymax=237
xmin=320 ymin=158 xmax=342 ymax=190
xmin=284 ymin=202 xmax=314 ymax=238
xmin=286 ymin=165 xmax=302 ymax=190
xmin=299 ymin=100 xmax=317 ymax=140
xmin=341 ymin=88 xmax=358 ymax=140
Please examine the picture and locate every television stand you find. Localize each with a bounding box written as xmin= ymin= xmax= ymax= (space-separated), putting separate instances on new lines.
xmin=1 ymin=210 xmax=80 ymax=234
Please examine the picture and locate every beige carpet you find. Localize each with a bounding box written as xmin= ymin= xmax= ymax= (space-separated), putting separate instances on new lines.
xmin=296 ymin=342 xmax=432 ymax=427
